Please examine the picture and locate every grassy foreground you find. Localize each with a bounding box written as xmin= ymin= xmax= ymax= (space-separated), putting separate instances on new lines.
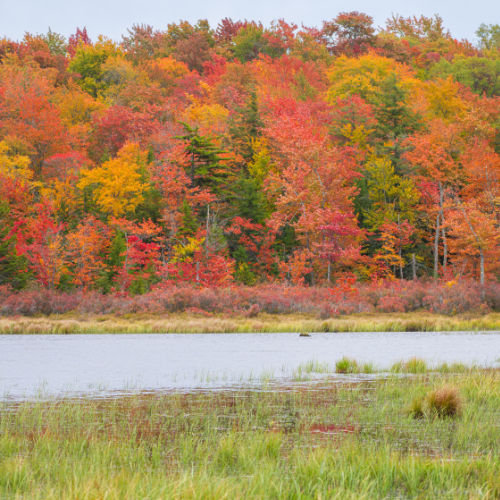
xmin=1 ymin=369 xmax=499 ymax=499
xmin=1 ymin=312 xmax=500 ymax=334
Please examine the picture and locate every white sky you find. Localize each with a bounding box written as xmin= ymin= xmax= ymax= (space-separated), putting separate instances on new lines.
xmin=1 ymin=0 xmax=498 ymax=43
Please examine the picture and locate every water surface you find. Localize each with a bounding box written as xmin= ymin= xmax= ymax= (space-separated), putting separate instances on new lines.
xmin=1 ymin=331 xmax=499 ymax=399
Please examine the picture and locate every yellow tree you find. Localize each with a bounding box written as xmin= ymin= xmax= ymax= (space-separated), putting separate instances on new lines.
xmin=327 ymin=53 xmax=415 ymax=105
xmin=78 ymin=142 xmax=148 ymax=217
xmin=0 ymin=141 xmax=32 ymax=181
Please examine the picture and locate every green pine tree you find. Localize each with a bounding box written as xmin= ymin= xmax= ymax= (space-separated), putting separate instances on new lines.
xmin=0 ymin=202 xmax=29 ymax=290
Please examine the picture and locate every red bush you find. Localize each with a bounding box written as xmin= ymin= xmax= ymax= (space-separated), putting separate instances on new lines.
xmin=0 ymin=279 xmax=496 ymax=317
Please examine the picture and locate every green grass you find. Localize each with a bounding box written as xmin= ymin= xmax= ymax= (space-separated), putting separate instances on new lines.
xmin=391 ymin=357 xmax=428 ymax=374
xmin=335 ymin=357 xmax=359 ymax=373
xmin=1 ymin=369 xmax=499 ymax=498
xmin=1 ymin=311 xmax=500 ymax=334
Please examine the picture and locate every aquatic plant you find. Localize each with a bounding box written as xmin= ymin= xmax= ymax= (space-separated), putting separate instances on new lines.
xmin=335 ymin=357 xmax=359 ymax=374
xmin=391 ymin=357 xmax=427 ymax=374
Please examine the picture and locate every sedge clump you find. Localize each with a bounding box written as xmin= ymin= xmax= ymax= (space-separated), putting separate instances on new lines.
xmin=335 ymin=357 xmax=359 ymax=374
xmin=391 ymin=358 xmax=427 ymax=374
xmin=408 ymin=386 xmax=462 ymax=419
xmin=426 ymin=386 xmax=462 ymax=418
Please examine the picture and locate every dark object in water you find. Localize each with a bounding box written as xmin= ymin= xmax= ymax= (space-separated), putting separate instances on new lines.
xmin=299 ymin=332 xmax=311 ymax=337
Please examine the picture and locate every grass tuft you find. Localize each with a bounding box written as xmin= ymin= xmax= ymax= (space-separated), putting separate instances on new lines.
xmin=408 ymin=386 xmax=463 ymax=419
xmin=426 ymin=386 xmax=462 ymax=418
xmin=360 ymin=362 xmax=375 ymax=374
xmin=335 ymin=357 xmax=359 ymax=374
xmin=391 ymin=357 xmax=427 ymax=374
xmin=408 ymin=397 xmax=426 ymax=418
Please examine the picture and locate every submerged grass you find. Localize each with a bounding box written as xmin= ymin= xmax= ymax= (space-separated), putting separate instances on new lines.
xmin=1 ymin=369 xmax=499 ymax=498
xmin=1 ymin=311 xmax=500 ymax=334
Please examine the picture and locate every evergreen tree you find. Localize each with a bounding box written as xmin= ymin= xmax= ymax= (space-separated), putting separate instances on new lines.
xmin=229 ymin=90 xmax=263 ymax=163
xmin=373 ymin=74 xmax=420 ymax=169
xmin=96 ymin=230 xmax=126 ymax=293
xmin=178 ymin=124 xmax=231 ymax=198
xmin=0 ymin=203 xmax=28 ymax=290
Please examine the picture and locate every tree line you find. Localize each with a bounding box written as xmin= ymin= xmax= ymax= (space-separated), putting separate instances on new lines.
xmin=0 ymin=13 xmax=499 ymax=293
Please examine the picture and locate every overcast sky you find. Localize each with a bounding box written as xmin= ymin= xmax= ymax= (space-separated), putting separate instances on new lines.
xmin=1 ymin=0 xmax=498 ymax=44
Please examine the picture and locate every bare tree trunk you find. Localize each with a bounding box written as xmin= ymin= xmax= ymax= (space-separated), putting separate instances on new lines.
xmin=195 ymin=261 xmax=200 ymax=283
xmin=442 ymin=225 xmax=448 ymax=273
xmin=191 ymin=152 xmax=195 ymax=183
xmin=397 ymin=214 xmax=403 ymax=279
xmin=479 ymin=249 xmax=485 ymax=294
xmin=327 ymin=261 xmax=331 ymax=283
xmin=412 ymin=253 xmax=417 ymax=280
xmin=434 ymin=212 xmax=440 ymax=279
xmin=439 ymin=183 xmax=447 ymax=274
xmin=205 ymin=204 xmax=210 ymax=259
xmin=399 ymin=246 xmax=403 ymax=279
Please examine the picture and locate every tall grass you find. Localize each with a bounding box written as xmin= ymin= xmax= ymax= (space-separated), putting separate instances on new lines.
xmin=1 ymin=370 xmax=498 ymax=498
xmin=391 ymin=357 xmax=428 ymax=373
xmin=1 ymin=311 xmax=500 ymax=334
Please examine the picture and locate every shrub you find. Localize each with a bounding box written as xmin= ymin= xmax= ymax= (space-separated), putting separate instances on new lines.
xmin=377 ymin=295 xmax=407 ymax=313
xmin=244 ymin=303 xmax=261 ymax=317
xmin=422 ymin=280 xmax=485 ymax=314
xmin=335 ymin=357 xmax=359 ymax=374
xmin=0 ymin=279 xmax=497 ymax=316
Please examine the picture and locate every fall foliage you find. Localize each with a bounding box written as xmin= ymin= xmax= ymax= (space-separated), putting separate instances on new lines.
xmin=0 ymin=13 xmax=499 ymax=296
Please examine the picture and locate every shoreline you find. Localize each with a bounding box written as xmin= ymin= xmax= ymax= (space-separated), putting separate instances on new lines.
xmin=1 ymin=312 xmax=499 ymax=334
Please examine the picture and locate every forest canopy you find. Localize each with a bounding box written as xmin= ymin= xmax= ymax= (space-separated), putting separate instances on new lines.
xmin=0 ymin=14 xmax=499 ymax=294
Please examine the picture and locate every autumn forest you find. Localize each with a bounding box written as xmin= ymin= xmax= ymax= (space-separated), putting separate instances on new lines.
xmin=0 ymin=13 xmax=499 ymax=313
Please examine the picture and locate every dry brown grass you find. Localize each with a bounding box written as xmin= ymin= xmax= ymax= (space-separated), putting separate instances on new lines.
xmin=0 ymin=312 xmax=499 ymax=334
xmin=426 ymin=386 xmax=463 ymax=418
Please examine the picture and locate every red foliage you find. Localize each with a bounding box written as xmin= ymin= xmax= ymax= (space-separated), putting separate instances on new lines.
xmin=67 ymin=27 xmax=91 ymax=57
xmin=1 ymin=279 xmax=497 ymax=317
xmin=13 ymin=204 xmax=67 ymax=289
xmin=90 ymin=105 xmax=160 ymax=159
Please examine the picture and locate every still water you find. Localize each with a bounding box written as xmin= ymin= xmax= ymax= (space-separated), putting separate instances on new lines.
xmin=1 ymin=332 xmax=499 ymax=399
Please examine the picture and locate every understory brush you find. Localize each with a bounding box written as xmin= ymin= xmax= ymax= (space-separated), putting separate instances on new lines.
xmin=0 ymin=279 xmax=498 ymax=317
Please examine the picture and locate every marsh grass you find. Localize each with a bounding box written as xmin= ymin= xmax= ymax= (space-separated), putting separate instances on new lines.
xmin=391 ymin=357 xmax=428 ymax=374
xmin=1 ymin=369 xmax=498 ymax=498
xmin=408 ymin=386 xmax=463 ymax=420
xmin=360 ymin=362 xmax=375 ymax=373
xmin=296 ymin=360 xmax=331 ymax=374
xmin=426 ymin=386 xmax=462 ymax=418
xmin=1 ymin=312 xmax=500 ymax=334
xmin=335 ymin=357 xmax=359 ymax=373
xmin=435 ymin=362 xmax=469 ymax=373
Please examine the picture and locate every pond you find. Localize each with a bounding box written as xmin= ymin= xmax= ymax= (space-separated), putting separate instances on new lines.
xmin=1 ymin=331 xmax=499 ymax=399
